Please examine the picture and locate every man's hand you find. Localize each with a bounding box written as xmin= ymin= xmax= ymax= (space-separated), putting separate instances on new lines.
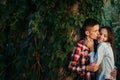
xmin=86 ymin=63 xmax=99 ymax=72
xmin=90 ymin=62 xmax=96 ymax=66
xmin=110 ymin=69 xmax=117 ymax=78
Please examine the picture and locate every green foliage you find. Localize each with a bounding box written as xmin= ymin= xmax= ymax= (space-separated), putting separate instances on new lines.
xmin=1 ymin=0 xmax=120 ymax=80
xmin=115 ymin=27 xmax=120 ymax=80
xmin=28 ymin=1 xmax=103 ymax=80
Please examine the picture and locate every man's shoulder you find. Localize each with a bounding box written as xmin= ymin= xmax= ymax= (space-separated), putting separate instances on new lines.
xmin=76 ymin=40 xmax=84 ymax=47
xmin=76 ymin=40 xmax=89 ymax=50
xmin=76 ymin=40 xmax=85 ymax=46
xmin=78 ymin=40 xmax=85 ymax=44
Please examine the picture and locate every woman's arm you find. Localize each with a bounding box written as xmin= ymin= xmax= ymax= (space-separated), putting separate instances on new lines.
xmin=86 ymin=43 xmax=106 ymax=72
xmin=96 ymin=43 xmax=105 ymax=66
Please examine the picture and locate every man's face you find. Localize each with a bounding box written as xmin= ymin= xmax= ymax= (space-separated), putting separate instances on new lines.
xmin=86 ymin=24 xmax=100 ymax=40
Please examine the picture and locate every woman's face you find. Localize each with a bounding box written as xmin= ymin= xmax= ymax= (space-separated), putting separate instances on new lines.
xmin=98 ymin=28 xmax=108 ymax=43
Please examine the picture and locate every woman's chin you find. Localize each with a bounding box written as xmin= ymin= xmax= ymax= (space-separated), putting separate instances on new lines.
xmin=98 ymin=40 xmax=103 ymax=43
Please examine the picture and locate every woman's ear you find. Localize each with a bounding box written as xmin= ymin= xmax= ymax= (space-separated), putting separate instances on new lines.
xmin=85 ymin=31 xmax=90 ymax=36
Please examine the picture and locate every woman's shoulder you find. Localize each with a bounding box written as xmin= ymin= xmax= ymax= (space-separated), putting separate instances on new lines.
xmin=99 ymin=42 xmax=110 ymax=45
xmin=99 ymin=42 xmax=107 ymax=45
xmin=98 ymin=42 xmax=108 ymax=47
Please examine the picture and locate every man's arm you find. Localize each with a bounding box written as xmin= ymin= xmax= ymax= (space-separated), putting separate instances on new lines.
xmin=68 ymin=46 xmax=82 ymax=73
xmin=68 ymin=43 xmax=86 ymax=74
xmin=110 ymin=68 xmax=117 ymax=78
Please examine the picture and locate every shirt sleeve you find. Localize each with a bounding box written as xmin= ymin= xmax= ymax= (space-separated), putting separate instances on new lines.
xmin=96 ymin=43 xmax=106 ymax=66
xmin=68 ymin=44 xmax=85 ymax=74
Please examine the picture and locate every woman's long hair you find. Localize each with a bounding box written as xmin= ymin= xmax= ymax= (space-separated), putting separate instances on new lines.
xmin=100 ymin=26 xmax=116 ymax=63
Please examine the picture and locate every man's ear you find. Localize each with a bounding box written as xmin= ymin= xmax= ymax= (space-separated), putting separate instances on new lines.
xmin=85 ymin=31 xmax=90 ymax=36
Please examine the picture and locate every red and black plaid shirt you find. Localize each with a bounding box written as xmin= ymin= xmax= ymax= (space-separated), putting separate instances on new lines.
xmin=68 ymin=40 xmax=96 ymax=80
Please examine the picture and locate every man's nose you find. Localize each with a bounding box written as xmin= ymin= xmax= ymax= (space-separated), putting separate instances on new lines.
xmin=97 ymin=32 xmax=100 ymax=37
xmin=97 ymin=34 xmax=100 ymax=38
xmin=97 ymin=31 xmax=100 ymax=35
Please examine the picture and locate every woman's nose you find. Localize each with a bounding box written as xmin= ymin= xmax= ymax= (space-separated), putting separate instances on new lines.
xmin=100 ymin=35 xmax=104 ymax=39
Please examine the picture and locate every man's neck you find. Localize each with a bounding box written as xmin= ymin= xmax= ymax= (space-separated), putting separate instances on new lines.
xmin=85 ymin=37 xmax=94 ymax=51
xmin=86 ymin=37 xmax=94 ymax=42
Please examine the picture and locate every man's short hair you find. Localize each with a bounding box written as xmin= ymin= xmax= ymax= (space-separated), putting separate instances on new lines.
xmin=81 ymin=18 xmax=99 ymax=39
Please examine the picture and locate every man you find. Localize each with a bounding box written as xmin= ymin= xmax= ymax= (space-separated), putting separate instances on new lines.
xmin=68 ymin=18 xmax=100 ymax=80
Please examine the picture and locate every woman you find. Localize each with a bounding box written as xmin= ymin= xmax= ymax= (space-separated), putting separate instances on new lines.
xmin=90 ymin=26 xmax=116 ymax=80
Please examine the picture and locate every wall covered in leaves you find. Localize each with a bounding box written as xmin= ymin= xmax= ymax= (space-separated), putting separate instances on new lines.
xmin=0 ymin=0 xmax=119 ymax=80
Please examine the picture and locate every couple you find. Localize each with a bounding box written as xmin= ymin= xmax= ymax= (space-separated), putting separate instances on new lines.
xmin=68 ymin=18 xmax=117 ymax=80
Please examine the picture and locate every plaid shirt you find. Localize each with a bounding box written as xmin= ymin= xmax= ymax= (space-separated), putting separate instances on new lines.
xmin=68 ymin=40 xmax=96 ymax=80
